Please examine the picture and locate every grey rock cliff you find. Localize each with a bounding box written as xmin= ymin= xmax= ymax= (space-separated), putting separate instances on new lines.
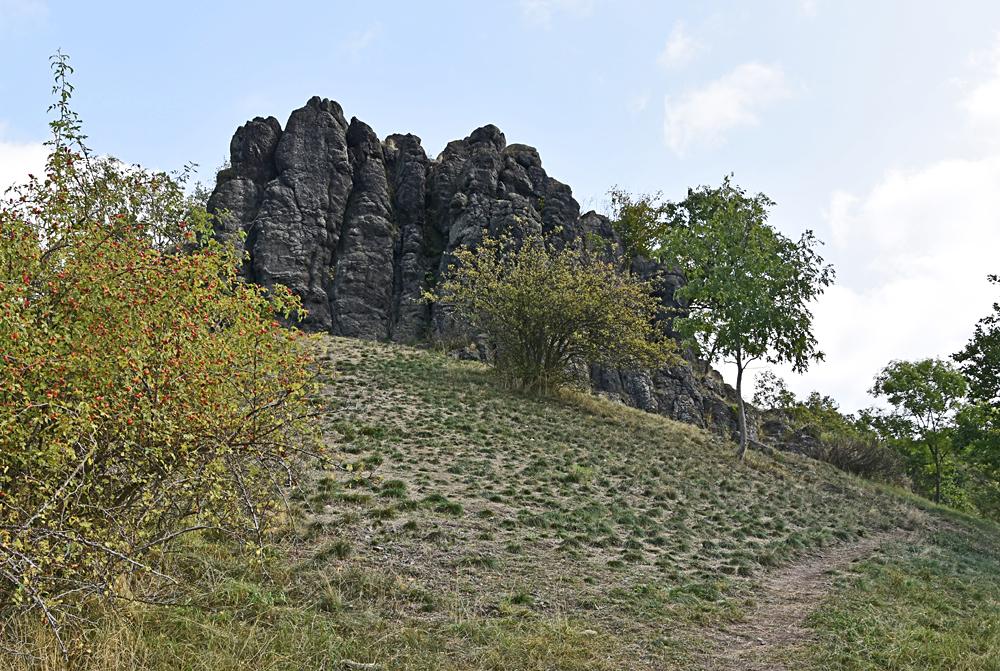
xmin=209 ymin=97 xmax=747 ymax=437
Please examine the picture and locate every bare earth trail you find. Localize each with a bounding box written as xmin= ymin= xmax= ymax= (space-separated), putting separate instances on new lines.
xmin=697 ymin=529 xmax=910 ymax=671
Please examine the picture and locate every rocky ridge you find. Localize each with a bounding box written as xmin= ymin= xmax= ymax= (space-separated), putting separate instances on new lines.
xmin=209 ymin=96 xmax=748 ymax=438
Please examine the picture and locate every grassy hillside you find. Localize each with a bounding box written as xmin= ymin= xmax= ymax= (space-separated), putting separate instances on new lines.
xmin=7 ymin=336 xmax=999 ymax=670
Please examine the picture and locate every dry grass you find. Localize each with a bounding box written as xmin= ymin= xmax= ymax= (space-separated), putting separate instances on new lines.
xmin=4 ymin=336 xmax=992 ymax=670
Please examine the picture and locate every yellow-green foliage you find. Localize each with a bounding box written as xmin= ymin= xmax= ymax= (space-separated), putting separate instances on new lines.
xmin=606 ymin=186 xmax=671 ymax=261
xmin=433 ymin=232 xmax=675 ymax=390
xmin=0 ymin=56 xmax=316 ymax=652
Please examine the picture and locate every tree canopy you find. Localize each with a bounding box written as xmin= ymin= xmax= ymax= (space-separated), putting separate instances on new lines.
xmin=953 ymin=274 xmax=1000 ymax=514
xmin=955 ymin=275 xmax=1000 ymax=405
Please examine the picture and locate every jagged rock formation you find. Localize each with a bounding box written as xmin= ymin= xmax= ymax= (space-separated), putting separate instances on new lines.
xmin=209 ymin=96 xmax=748 ymax=438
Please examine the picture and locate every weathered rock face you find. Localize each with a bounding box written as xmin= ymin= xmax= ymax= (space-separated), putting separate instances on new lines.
xmin=209 ymin=97 xmax=745 ymax=436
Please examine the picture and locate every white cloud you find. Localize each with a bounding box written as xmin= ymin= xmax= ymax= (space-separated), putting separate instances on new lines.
xmin=746 ymin=41 xmax=1000 ymax=412
xmin=961 ymin=34 xmax=1000 ymax=144
xmin=657 ymin=21 xmax=703 ymax=71
xmin=797 ymin=0 xmax=818 ymax=17
xmin=519 ymin=0 xmax=594 ymax=27
xmin=0 ymin=0 xmax=47 ymax=26
xmin=0 ymin=130 xmax=47 ymax=195
xmin=628 ymin=92 xmax=649 ymax=115
xmin=737 ymin=36 xmax=1000 ymax=413
xmin=765 ymin=154 xmax=1000 ymax=412
xmin=342 ymin=23 xmax=381 ymax=60
xmin=663 ymin=62 xmax=791 ymax=155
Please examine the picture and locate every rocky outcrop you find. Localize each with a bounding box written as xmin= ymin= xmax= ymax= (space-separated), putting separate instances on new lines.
xmin=209 ymin=97 xmax=745 ymax=437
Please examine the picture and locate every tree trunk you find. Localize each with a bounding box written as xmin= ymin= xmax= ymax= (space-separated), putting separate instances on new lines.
xmin=932 ymin=443 xmax=942 ymax=503
xmin=735 ymin=359 xmax=748 ymax=460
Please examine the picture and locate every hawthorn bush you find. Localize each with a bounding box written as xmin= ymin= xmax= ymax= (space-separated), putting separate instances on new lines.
xmin=0 ymin=56 xmax=317 ymax=653
xmin=433 ymin=231 xmax=675 ymax=391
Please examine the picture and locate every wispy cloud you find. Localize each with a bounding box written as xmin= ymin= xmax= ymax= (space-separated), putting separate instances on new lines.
xmin=342 ymin=23 xmax=382 ymax=60
xmin=628 ymin=92 xmax=650 ymax=115
xmin=0 ymin=0 xmax=47 ymax=27
xmin=782 ymin=154 xmax=1000 ymax=411
xmin=663 ymin=62 xmax=791 ymax=155
xmin=797 ymin=0 xmax=819 ymax=17
xmin=657 ymin=21 xmax=703 ymax=71
xmin=519 ymin=0 xmax=595 ymax=27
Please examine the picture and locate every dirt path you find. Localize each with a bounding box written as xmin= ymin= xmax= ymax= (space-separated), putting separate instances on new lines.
xmin=697 ymin=529 xmax=907 ymax=670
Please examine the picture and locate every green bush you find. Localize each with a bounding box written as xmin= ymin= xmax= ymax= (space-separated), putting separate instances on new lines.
xmin=431 ymin=231 xmax=674 ymax=391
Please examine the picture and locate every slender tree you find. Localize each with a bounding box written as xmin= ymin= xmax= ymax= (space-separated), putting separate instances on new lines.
xmin=870 ymin=358 xmax=967 ymax=503
xmin=659 ymin=176 xmax=834 ymax=458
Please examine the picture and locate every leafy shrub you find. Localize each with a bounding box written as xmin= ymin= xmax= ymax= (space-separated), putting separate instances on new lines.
xmin=0 ymin=56 xmax=317 ymax=653
xmin=801 ymin=436 xmax=905 ymax=484
xmin=431 ymin=231 xmax=675 ymax=391
xmin=753 ymin=370 xmax=796 ymax=411
xmin=756 ymin=375 xmax=905 ymax=483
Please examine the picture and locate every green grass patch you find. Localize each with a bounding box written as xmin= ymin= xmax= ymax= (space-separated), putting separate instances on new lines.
xmin=801 ymin=521 xmax=1000 ymax=670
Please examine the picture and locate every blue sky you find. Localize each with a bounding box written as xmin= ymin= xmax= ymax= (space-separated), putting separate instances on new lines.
xmin=4 ymin=0 xmax=1000 ymax=411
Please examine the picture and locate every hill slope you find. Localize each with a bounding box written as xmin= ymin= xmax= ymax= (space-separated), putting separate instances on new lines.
xmin=10 ymin=336 xmax=998 ymax=670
